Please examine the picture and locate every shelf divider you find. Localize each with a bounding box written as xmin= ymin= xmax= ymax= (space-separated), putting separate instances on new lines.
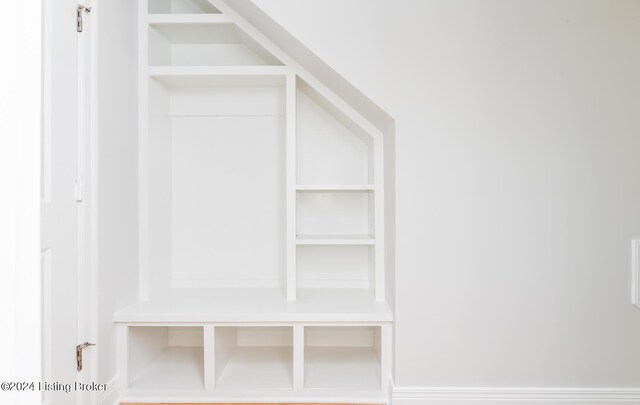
xmin=296 ymin=184 xmax=374 ymax=192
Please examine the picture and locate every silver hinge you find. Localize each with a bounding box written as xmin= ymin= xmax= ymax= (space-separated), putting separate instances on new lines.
xmin=77 ymin=5 xmax=91 ymax=33
xmin=76 ymin=342 xmax=95 ymax=372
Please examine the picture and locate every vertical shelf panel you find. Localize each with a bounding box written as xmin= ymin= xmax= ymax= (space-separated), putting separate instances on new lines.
xmin=286 ymin=73 xmax=297 ymax=301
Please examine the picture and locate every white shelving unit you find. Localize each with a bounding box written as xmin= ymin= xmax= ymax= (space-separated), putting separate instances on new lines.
xmin=115 ymin=0 xmax=393 ymax=402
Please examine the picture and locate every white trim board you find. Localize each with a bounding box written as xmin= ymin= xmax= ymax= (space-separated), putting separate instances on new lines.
xmin=392 ymin=387 xmax=640 ymax=404
xmin=632 ymin=239 xmax=640 ymax=310
xmin=97 ymin=375 xmax=120 ymax=405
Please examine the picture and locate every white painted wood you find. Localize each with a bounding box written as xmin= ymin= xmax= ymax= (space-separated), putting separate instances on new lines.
xmin=148 ymin=65 xmax=289 ymax=88
xmin=379 ymin=324 xmax=392 ymax=396
xmin=113 ymin=288 xmax=393 ymax=323
xmin=116 ymin=324 xmax=129 ymax=390
xmin=286 ymin=72 xmax=297 ymax=301
xmin=138 ymin=0 xmax=151 ymax=301
xmin=306 ymin=326 xmax=375 ymax=347
xmin=297 ymin=89 xmax=371 ymax=185
xmin=168 ymin=326 xmax=204 ymax=346
xmin=297 ymin=192 xmax=371 ymax=236
xmin=147 ymin=14 xmax=232 ymax=24
xmin=148 ymin=0 xmax=220 ymax=14
xmin=373 ymin=136 xmax=386 ymax=302
xmin=305 ymin=347 xmax=380 ymax=391
xmin=392 ymin=387 xmax=640 ymax=403
xmin=632 ymin=239 xmax=640 ymax=310
xmin=171 ymin=115 xmax=285 ymax=288
xmin=170 ymin=86 xmax=284 ymax=116
xmin=122 ymin=1 xmax=393 ymax=400
xmin=129 ymin=346 xmax=205 ymax=391
xmin=217 ymin=347 xmax=293 ymax=390
xmin=297 ymin=245 xmax=370 ymax=289
xmin=296 ymin=235 xmax=375 ymax=245
xmin=41 ymin=1 xmax=82 ymax=402
xmin=128 ymin=326 xmax=204 ymax=391
xmin=293 ymin=325 xmax=304 ymax=391
xmin=148 ymin=23 xmax=281 ymax=66
xmin=146 ymin=78 xmax=172 ymax=301
xmin=297 ymin=184 xmax=375 ymax=192
xmin=204 ymin=325 xmax=215 ymax=391
xmin=215 ymin=326 xmax=293 ymax=390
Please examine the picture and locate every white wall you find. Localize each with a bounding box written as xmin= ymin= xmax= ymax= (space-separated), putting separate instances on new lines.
xmin=251 ymin=0 xmax=640 ymax=396
xmin=96 ymin=0 xmax=139 ymax=386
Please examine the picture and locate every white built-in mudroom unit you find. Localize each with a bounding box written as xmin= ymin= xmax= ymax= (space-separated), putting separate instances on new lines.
xmin=100 ymin=0 xmax=396 ymax=403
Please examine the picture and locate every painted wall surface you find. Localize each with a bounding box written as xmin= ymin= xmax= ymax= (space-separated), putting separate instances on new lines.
xmin=96 ymin=0 xmax=139 ymax=383
xmin=252 ymin=0 xmax=640 ymax=388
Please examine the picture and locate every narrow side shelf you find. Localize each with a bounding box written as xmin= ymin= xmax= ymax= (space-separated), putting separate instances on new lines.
xmin=147 ymin=14 xmax=233 ymax=24
xmin=296 ymin=185 xmax=374 ymax=192
xmin=296 ymin=235 xmax=375 ymax=245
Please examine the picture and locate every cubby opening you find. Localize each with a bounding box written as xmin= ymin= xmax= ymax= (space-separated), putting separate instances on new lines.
xmin=215 ymin=327 xmax=293 ymax=390
xmin=128 ymin=326 xmax=204 ymax=391
xmin=297 ymin=191 xmax=374 ymax=239
xmin=305 ymin=326 xmax=381 ymax=390
xmin=296 ymin=81 xmax=373 ymax=187
xmin=297 ymin=245 xmax=374 ymax=289
xmin=148 ymin=0 xmax=221 ymax=14
xmin=145 ymin=77 xmax=286 ymax=296
xmin=148 ymin=23 xmax=282 ymax=66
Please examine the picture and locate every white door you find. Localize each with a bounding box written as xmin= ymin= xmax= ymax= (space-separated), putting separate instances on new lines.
xmin=42 ymin=1 xmax=93 ymax=404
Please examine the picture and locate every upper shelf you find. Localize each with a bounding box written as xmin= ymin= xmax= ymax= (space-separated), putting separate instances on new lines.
xmin=148 ymin=0 xmax=221 ymax=14
xmin=148 ymin=66 xmax=289 ymax=87
xmin=148 ymin=23 xmax=282 ymax=67
xmin=113 ymin=288 xmax=392 ymax=323
xmin=147 ymin=14 xmax=232 ymax=24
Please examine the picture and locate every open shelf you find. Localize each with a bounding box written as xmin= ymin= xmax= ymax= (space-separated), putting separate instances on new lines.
xmin=297 ymin=185 xmax=374 ymax=192
xmin=215 ymin=327 xmax=293 ymax=390
xmin=297 ymin=192 xmax=373 ymax=237
xmin=128 ymin=326 xmax=204 ymax=391
xmin=148 ymin=23 xmax=281 ymax=66
xmin=296 ymin=235 xmax=375 ymax=245
xmin=147 ymin=66 xmax=288 ymax=87
xmin=147 ymin=14 xmax=232 ymax=24
xmin=305 ymin=327 xmax=381 ymax=391
xmin=148 ymin=0 xmax=221 ymax=14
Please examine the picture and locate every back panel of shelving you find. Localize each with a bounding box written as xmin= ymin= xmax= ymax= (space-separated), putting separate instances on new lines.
xmin=146 ymin=80 xmax=287 ymax=291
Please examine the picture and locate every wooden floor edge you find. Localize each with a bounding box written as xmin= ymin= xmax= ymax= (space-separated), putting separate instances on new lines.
xmin=121 ymin=403 xmax=381 ymax=405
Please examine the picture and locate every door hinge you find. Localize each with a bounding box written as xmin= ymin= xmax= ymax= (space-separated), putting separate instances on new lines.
xmin=76 ymin=342 xmax=95 ymax=372
xmin=77 ymin=5 xmax=91 ymax=33
xmin=75 ymin=177 xmax=83 ymax=202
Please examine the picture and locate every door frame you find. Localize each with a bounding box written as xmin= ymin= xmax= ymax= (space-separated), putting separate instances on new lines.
xmin=42 ymin=0 xmax=99 ymax=403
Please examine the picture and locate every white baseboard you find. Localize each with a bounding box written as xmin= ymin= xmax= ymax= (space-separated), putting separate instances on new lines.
xmin=392 ymin=387 xmax=640 ymax=405
xmin=97 ymin=375 xmax=119 ymax=405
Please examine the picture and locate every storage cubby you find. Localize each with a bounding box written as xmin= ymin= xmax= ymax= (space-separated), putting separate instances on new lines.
xmin=305 ymin=326 xmax=381 ymax=390
xmin=148 ymin=23 xmax=282 ymax=66
xmin=296 ymin=83 xmax=373 ymax=186
xmin=297 ymin=245 xmax=373 ymax=289
xmin=128 ymin=326 xmax=204 ymax=391
xmin=297 ymin=191 xmax=374 ymax=239
xmin=148 ymin=0 xmax=220 ymax=14
xmin=215 ymin=327 xmax=293 ymax=390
